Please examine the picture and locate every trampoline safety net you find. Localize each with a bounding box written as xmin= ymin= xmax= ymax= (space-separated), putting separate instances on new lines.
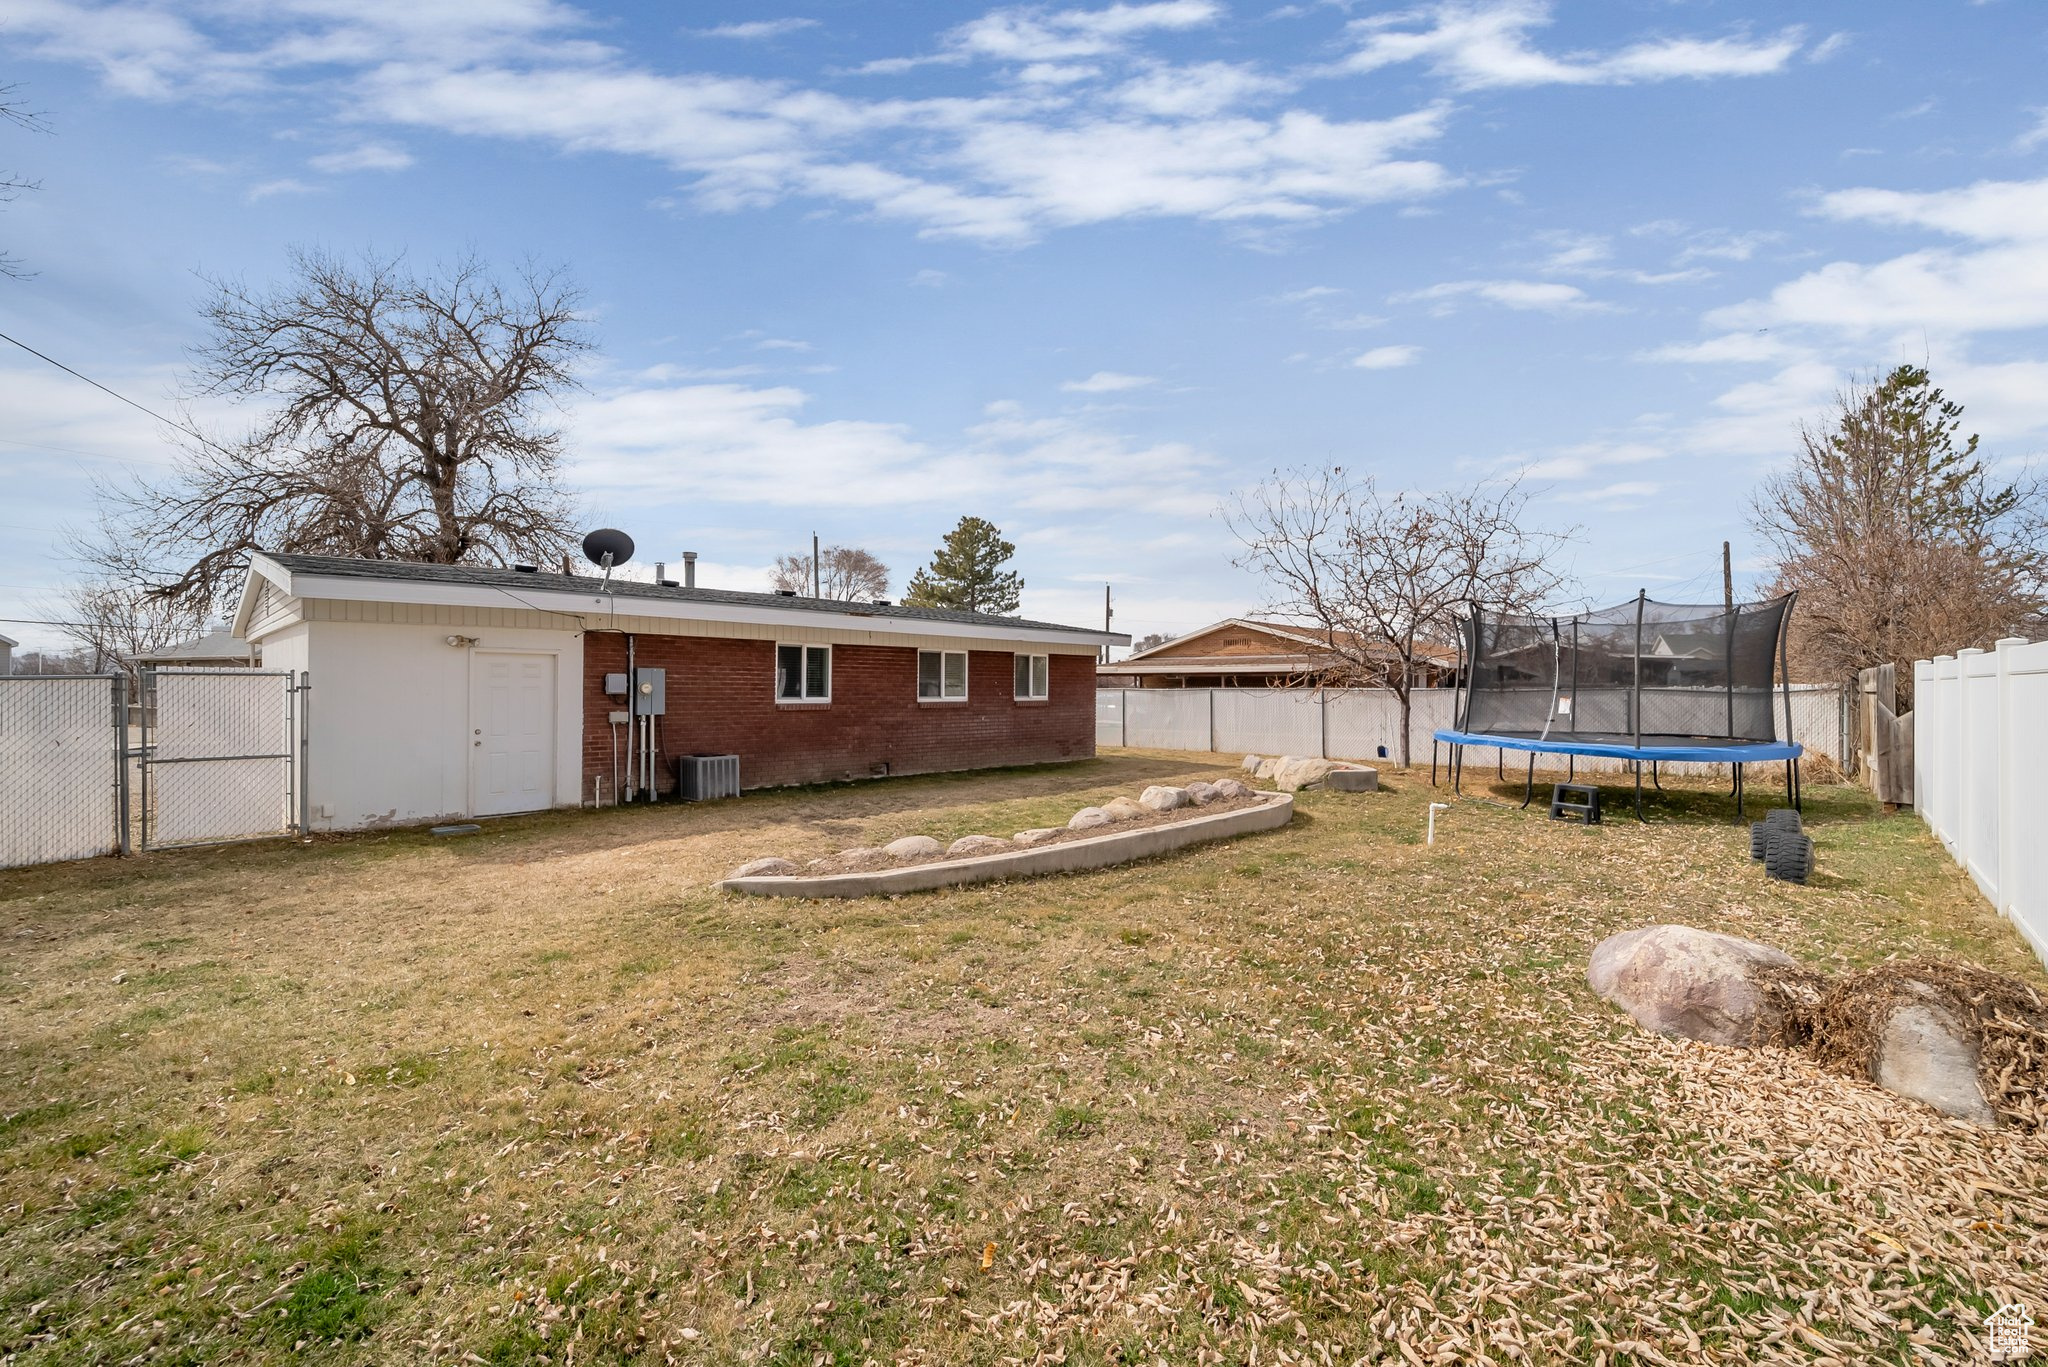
xmin=1457 ymin=592 xmax=1794 ymax=745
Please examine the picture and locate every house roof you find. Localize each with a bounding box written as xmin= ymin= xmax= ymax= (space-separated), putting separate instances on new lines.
xmin=0 ymin=633 xmax=16 ymax=649
xmin=236 ymin=552 xmax=1128 ymax=648
xmin=1116 ymin=618 xmax=1457 ymax=670
xmin=134 ymin=626 xmax=257 ymax=663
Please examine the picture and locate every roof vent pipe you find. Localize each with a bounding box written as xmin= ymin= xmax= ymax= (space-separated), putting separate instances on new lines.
xmin=655 ymin=562 xmax=665 ymax=583
xmin=682 ymin=551 xmax=698 ymax=588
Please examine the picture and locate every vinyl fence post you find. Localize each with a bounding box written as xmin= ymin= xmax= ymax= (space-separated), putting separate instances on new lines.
xmin=113 ymin=673 xmax=130 ymax=857
xmin=1208 ymin=688 xmax=1217 ymax=755
xmin=1319 ymin=687 xmax=1328 ymax=759
xmin=1995 ymin=638 xmax=2024 ymax=919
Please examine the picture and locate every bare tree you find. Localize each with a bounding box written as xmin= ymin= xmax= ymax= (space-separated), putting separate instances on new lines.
xmin=47 ymin=579 xmax=207 ymax=683
xmin=2 ymin=84 xmax=49 ymax=279
xmin=95 ymin=248 xmax=588 ymax=616
xmin=1227 ymin=469 xmax=1568 ymax=766
xmin=1752 ymin=366 xmax=2047 ymax=702
xmin=770 ymin=544 xmax=890 ymax=600
xmin=1129 ymin=631 xmax=1177 ymax=654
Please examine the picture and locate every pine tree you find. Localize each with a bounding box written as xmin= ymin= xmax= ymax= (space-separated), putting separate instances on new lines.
xmin=903 ymin=516 xmax=1024 ymax=615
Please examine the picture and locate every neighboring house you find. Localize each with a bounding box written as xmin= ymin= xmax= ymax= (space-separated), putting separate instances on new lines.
xmin=132 ymin=625 xmax=260 ymax=670
xmin=0 ymin=633 xmax=14 ymax=675
xmin=232 ymin=552 xmax=1126 ymax=831
xmin=1097 ymin=618 xmax=1456 ymax=689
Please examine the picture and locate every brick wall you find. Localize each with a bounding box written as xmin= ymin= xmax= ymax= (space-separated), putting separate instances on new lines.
xmin=582 ymin=631 xmax=1096 ymax=795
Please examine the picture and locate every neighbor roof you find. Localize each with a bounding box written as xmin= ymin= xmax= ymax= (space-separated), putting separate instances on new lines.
xmin=1116 ymin=618 xmax=1456 ymax=669
xmin=134 ymin=626 xmax=257 ymax=664
xmin=239 ymin=552 xmax=1127 ymax=646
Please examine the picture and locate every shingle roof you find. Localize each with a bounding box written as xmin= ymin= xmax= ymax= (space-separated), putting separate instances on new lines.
xmin=257 ymin=552 xmax=1119 ymax=640
xmin=134 ymin=627 xmax=257 ymax=663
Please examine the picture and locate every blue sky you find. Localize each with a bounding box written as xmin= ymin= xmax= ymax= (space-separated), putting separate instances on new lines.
xmin=3 ymin=0 xmax=2047 ymax=653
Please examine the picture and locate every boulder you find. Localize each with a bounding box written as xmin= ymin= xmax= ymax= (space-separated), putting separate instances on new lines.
xmin=883 ymin=835 xmax=943 ymax=859
xmin=1210 ymin=778 xmax=1254 ymax=800
xmin=731 ymin=857 xmax=800 ymax=878
xmin=1253 ymin=756 xmax=1282 ymax=781
xmin=839 ymin=846 xmax=885 ymax=862
xmin=947 ymin=835 xmax=1012 ymax=858
xmin=1241 ymin=755 xmax=1264 ymax=774
xmin=1068 ymin=807 xmax=1113 ymax=831
xmin=1012 ymin=828 xmax=1062 ymax=846
xmin=1184 ymin=780 xmax=1219 ymax=805
xmin=1103 ymin=797 xmax=1147 ymax=822
xmin=1272 ymin=757 xmax=1338 ymax=792
xmin=1587 ymin=924 xmax=1815 ymax=1048
xmin=1872 ymin=997 xmax=1997 ymax=1126
xmin=1326 ymin=766 xmax=1379 ymax=793
xmin=1139 ymin=785 xmax=1189 ymax=812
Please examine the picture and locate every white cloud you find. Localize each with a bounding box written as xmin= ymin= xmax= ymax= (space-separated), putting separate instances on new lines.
xmin=1554 ymin=479 xmax=1659 ymax=505
xmin=1112 ymin=61 xmax=1289 ymax=117
xmin=949 ymin=1 xmax=1224 ymax=63
xmin=753 ymin=337 xmax=814 ymax=352
xmin=1352 ymin=344 xmax=1420 ymax=369
xmin=1807 ymin=32 xmax=1850 ymax=63
xmin=1643 ymin=333 xmax=1803 ymax=366
xmin=1062 ymin=370 xmax=1156 ymax=391
xmin=1812 ymin=177 xmax=2048 ymax=243
xmin=1340 ymin=1 xmax=1802 ymax=91
xmin=2018 ymin=109 xmax=2048 ymax=155
xmin=695 ymin=19 xmax=819 ymax=40
xmin=307 ymin=141 xmax=414 ymax=173
xmin=246 ymin=176 xmax=321 ymax=200
xmin=1396 ymin=278 xmax=1608 ymax=314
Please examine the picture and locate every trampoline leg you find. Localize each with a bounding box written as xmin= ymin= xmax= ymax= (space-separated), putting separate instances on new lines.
xmin=1792 ymin=756 xmax=1802 ymax=812
xmin=1520 ymin=754 xmax=1535 ymax=809
xmin=1453 ymin=745 xmax=1463 ymax=795
xmin=1431 ymin=740 xmax=1438 ymax=788
xmin=1496 ymin=750 xmax=1504 ymax=781
xmin=1651 ymin=760 xmax=1662 ymax=793
xmin=1634 ymin=764 xmax=1644 ymax=822
xmin=1567 ymin=754 xmax=1575 ymax=782
xmin=1735 ymin=763 xmax=1745 ymax=821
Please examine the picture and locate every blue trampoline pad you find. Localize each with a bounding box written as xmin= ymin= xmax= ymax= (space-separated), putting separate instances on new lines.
xmin=1434 ymin=729 xmax=1802 ymax=765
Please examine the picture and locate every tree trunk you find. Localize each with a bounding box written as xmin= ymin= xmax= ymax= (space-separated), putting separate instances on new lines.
xmin=1398 ymin=687 xmax=1412 ymax=768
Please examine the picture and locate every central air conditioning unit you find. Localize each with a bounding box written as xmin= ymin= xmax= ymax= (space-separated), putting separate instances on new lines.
xmin=675 ymin=753 xmax=740 ymax=802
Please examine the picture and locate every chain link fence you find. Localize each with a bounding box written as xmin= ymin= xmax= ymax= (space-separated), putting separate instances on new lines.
xmin=140 ymin=669 xmax=308 ymax=851
xmin=0 ymin=675 xmax=127 ymax=869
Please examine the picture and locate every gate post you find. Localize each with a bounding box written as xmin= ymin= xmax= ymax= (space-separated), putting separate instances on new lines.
xmin=139 ymin=666 xmax=153 ymax=852
xmin=114 ymin=674 xmax=130 ymax=857
xmin=298 ymin=671 xmax=312 ymax=838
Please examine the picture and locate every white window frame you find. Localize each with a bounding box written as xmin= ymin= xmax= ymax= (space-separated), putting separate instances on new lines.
xmin=1013 ymin=652 xmax=1050 ymax=701
xmin=918 ymin=648 xmax=969 ymax=702
xmin=774 ymin=642 xmax=831 ymax=703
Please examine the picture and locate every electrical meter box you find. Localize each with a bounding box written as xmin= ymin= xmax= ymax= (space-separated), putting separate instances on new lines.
xmin=603 ymin=672 xmax=629 ymax=697
xmin=632 ymin=667 xmax=666 ymax=716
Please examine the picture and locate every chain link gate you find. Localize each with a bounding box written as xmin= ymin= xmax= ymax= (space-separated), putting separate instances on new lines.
xmin=140 ymin=668 xmax=310 ymax=851
xmin=0 ymin=675 xmax=128 ymax=869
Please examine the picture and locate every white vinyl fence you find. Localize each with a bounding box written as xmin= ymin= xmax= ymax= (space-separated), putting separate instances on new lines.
xmin=1097 ymin=684 xmax=1846 ymax=776
xmin=1913 ymin=638 xmax=2048 ymax=966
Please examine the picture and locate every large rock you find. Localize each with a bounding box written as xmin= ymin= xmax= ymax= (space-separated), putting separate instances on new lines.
xmin=1587 ymin=924 xmax=1814 ymax=1048
xmin=1184 ymin=780 xmax=1219 ymax=805
xmin=883 ymin=835 xmax=943 ymax=859
xmin=947 ymin=835 xmax=1012 ymax=858
xmin=1326 ymin=766 xmax=1379 ymax=793
xmin=1012 ymin=827 xmax=1062 ymax=846
xmin=1271 ymin=757 xmax=1338 ymax=792
xmin=731 ymin=857 xmax=800 ymax=878
xmin=1068 ymin=807 xmax=1113 ymax=831
xmin=1871 ymin=993 xmax=1998 ymax=1126
xmin=1139 ymin=785 xmax=1189 ymax=812
xmin=1241 ymin=755 xmax=1264 ymax=774
xmin=1253 ymin=756 xmax=1282 ymax=781
xmin=839 ymin=846 xmax=885 ymax=862
xmin=1210 ymin=778 xmax=1254 ymax=800
xmin=1103 ymin=797 xmax=1147 ymax=822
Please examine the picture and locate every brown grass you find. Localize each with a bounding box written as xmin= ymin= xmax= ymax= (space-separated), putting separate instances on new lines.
xmin=1 ymin=751 xmax=2044 ymax=1365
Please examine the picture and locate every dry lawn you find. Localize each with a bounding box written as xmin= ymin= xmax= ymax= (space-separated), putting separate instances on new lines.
xmin=1 ymin=751 xmax=2043 ymax=1366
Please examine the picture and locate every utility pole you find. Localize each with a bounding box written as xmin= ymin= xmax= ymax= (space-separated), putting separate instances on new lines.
xmin=812 ymin=531 xmax=821 ymax=598
xmin=1102 ymin=584 xmax=1112 ymax=665
xmin=1722 ymin=540 xmax=1734 ymax=613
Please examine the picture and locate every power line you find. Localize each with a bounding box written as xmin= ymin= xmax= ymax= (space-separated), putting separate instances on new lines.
xmin=0 ymin=328 xmax=232 ymax=462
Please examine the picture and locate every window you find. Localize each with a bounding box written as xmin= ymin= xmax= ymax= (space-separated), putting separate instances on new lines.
xmin=776 ymin=644 xmax=830 ymax=701
xmin=1014 ymin=653 xmax=1049 ymax=701
xmin=918 ymin=649 xmax=968 ymax=701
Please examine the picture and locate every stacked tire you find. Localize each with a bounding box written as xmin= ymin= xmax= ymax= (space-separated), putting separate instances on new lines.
xmin=1749 ymin=809 xmax=1813 ymax=884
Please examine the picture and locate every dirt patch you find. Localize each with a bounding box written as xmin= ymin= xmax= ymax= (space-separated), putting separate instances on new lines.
xmin=790 ymin=793 xmax=1274 ymax=875
xmin=1797 ymin=958 xmax=2048 ymax=1129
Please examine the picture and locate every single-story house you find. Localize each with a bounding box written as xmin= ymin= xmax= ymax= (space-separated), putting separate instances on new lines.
xmin=0 ymin=632 xmax=14 ymax=675
xmin=133 ymin=624 xmax=260 ymax=669
xmin=1097 ymin=618 xmax=1456 ymax=690
xmin=232 ymin=552 xmax=1126 ymax=831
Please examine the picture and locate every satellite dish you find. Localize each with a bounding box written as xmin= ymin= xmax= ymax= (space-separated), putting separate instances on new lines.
xmin=582 ymin=528 xmax=635 ymax=568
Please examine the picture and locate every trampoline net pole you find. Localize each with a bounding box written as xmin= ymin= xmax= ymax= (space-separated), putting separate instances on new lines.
xmin=1632 ymin=590 xmax=1644 ymax=753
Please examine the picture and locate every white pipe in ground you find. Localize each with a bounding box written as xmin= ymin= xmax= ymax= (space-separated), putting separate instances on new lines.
xmin=1427 ymin=802 xmax=1448 ymax=845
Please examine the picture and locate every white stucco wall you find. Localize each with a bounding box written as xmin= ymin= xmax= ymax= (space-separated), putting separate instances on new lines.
xmin=292 ymin=619 xmax=582 ymax=831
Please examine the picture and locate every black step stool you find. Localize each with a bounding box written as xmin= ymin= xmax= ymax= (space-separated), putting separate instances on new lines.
xmin=1550 ymin=782 xmax=1601 ymax=825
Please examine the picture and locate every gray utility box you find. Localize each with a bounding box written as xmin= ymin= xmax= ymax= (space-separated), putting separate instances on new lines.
xmin=675 ymin=753 xmax=740 ymax=802
xmin=632 ymin=667 xmax=666 ymax=716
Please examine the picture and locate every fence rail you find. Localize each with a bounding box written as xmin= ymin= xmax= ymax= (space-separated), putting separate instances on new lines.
xmin=1097 ymin=684 xmax=1846 ymax=776
xmin=1913 ymin=638 xmax=2047 ymax=967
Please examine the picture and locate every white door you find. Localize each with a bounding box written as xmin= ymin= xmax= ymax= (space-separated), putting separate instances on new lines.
xmin=470 ymin=653 xmax=555 ymax=816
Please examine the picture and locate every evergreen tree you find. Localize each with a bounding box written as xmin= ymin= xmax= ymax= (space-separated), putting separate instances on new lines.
xmin=903 ymin=516 xmax=1023 ymax=615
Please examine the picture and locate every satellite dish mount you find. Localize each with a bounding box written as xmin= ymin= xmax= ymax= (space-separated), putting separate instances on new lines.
xmin=581 ymin=528 xmax=636 ymax=591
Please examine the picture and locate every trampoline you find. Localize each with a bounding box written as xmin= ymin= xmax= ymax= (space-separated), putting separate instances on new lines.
xmin=1432 ymin=591 xmax=1803 ymax=820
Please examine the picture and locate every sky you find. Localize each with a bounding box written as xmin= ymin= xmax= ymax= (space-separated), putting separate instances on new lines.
xmin=2 ymin=0 xmax=2046 ymax=656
